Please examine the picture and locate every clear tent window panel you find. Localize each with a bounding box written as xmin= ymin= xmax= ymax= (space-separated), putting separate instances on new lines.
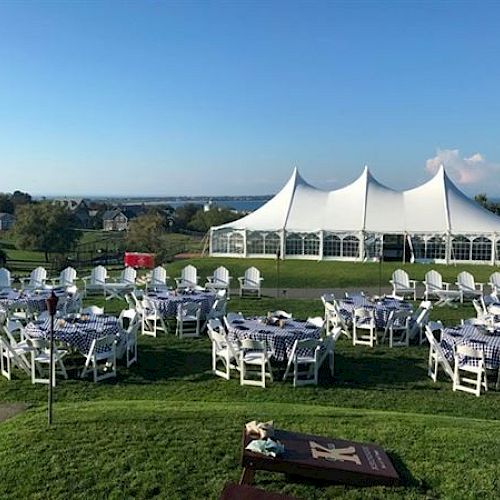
xmin=247 ymin=232 xmax=264 ymax=254
xmin=451 ymin=236 xmax=471 ymax=261
xmin=264 ymin=233 xmax=281 ymax=255
xmin=411 ymin=236 xmax=425 ymax=259
xmin=228 ymin=233 xmax=244 ymax=254
xmin=471 ymin=237 xmax=492 ymax=261
xmin=426 ymin=237 xmax=446 ymax=260
xmin=304 ymin=234 xmax=320 ymax=255
xmin=285 ymin=233 xmax=303 ymax=255
xmin=323 ymin=234 xmax=341 ymax=257
xmin=342 ymin=236 xmax=360 ymax=258
xmin=364 ymin=234 xmax=382 ymax=259
xmin=212 ymin=230 xmax=230 ymax=253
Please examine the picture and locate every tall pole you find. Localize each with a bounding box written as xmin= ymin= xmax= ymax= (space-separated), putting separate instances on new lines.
xmin=276 ymin=247 xmax=281 ymax=298
xmin=46 ymin=291 xmax=58 ymax=426
xmin=378 ymin=238 xmax=383 ymax=296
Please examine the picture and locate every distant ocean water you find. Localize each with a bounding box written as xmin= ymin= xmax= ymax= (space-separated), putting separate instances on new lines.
xmin=167 ymin=198 xmax=268 ymax=212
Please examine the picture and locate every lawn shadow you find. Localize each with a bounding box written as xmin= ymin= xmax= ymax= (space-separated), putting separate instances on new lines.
xmin=319 ymin=352 xmax=427 ymax=389
xmin=125 ymin=343 xmax=213 ymax=383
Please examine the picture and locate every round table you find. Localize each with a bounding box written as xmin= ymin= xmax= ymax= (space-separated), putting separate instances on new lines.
xmin=338 ymin=296 xmax=412 ymax=329
xmin=0 ymin=288 xmax=75 ymax=315
xmin=226 ymin=317 xmax=321 ymax=362
xmin=25 ymin=314 xmax=121 ymax=355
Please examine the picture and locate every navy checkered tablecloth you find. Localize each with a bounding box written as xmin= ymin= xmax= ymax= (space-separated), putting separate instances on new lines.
xmin=338 ymin=296 xmax=412 ymax=329
xmin=146 ymin=290 xmax=216 ymax=317
xmin=0 ymin=288 xmax=76 ymax=315
xmin=441 ymin=325 xmax=500 ymax=370
xmin=226 ymin=318 xmax=321 ymax=362
xmin=25 ymin=314 xmax=120 ymax=355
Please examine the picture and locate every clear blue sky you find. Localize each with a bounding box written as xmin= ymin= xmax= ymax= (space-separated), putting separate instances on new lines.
xmin=1 ymin=0 xmax=500 ymax=196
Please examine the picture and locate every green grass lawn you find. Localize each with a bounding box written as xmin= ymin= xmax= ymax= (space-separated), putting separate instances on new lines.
xmin=0 ymin=295 xmax=498 ymax=499
xmin=166 ymin=256 xmax=500 ymax=290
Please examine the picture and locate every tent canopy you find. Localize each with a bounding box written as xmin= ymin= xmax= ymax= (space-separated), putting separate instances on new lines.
xmin=214 ymin=166 xmax=500 ymax=235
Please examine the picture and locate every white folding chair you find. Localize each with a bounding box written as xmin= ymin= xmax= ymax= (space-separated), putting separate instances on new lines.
xmin=352 ymin=307 xmax=376 ymax=347
xmin=0 ymin=336 xmax=31 ymax=380
xmin=453 ymin=345 xmax=488 ymax=397
xmin=80 ymin=334 xmax=117 ymax=383
xmin=176 ymin=302 xmax=202 ymax=338
xmin=81 ymin=305 xmax=104 ymax=316
xmin=383 ymin=310 xmax=412 ymax=347
xmin=239 ymin=339 xmax=273 ymax=388
xmin=424 ymin=322 xmax=454 ymax=382
xmin=282 ymin=338 xmax=323 ymax=387
xmin=139 ymin=297 xmax=167 ymax=337
xmin=28 ymin=338 xmax=68 ymax=386
xmin=207 ymin=320 xmax=240 ymax=380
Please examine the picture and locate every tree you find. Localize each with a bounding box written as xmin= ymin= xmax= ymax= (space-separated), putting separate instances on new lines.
xmin=0 ymin=194 xmax=14 ymax=214
xmin=188 ymin=208 xmax=239 ymax=233
xmin=474 ymin=193 xmax=489 ymax=209
xmin=126 ymin=212 xmax=167 ymax=254
xmin=13 ymin=203 xmax=81 ymax=261
xmin=174 ymin=203 xmax=202 ymax=230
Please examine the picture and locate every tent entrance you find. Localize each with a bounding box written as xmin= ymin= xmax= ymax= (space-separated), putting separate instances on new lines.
xmin=382 ymin=234 xmax=411 ymax=262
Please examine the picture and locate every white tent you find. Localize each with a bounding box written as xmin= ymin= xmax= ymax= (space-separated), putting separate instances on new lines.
xmin=210 ymin=166 xmax=500 ymax=264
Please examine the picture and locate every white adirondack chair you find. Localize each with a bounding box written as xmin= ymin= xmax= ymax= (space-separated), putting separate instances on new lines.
xmin=238 ymin=267 xmax=263 ymax=298
xmin=50 ymin=266 xmax=77 ymax=289
xmin=82 ymin=266 xmax=108 ymax=297
xmin=0 ymin=268 xmax=13 ymax=291
xmin=390 ymin=269 xmax=417 ymax=300
xmin=456 ymin=271 xmax=483 ymax=302
xmin=489 ymin=272 xmax=500 ymax=295
xmin=423 ymin=270 xmax=449 ymax=300
xmin=205 ymin=266 xmax=232 ymax=296
xmin=175 ymin=265 xmax=198 ymax=290
xmin=104 ymin=267 xmax=136 ymax=300
xmin=20 ymin=267 xmax=47 ymax=290
xmin=147 ymin=266 xmax=169 ymax=291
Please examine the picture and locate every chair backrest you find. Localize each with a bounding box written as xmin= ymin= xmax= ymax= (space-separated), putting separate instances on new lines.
xmin=181 ymin=265 xmax=198 ymax=284
xmin=118 ymin=308 xmax=138 ymax=330
xmin=240 ymin=338 xmax=266 ymax=351
xmin=0 ymin=268 xmax=11 ymax=288
xmin=91 ymin=266 xmax=107 ymax=285
xmin=120 ymin=267 xmax=137 ymax=285
xmin=490 ymin=272 xmax=500 ymax=287
xmin=321 ymin=293 xmax=335 ymax=306
xmin=271 ymin=310 xmax=292 ymax=319
xmin=455 ymin=344 xmax=485 ymax=362
xmin=90 ymin=335 xmax=116 ymax=356
xmin=472 ymin=299 xmax=486 ymax=318
xmin=178 ymin=301 xmax=201 ymax=317
xmin=388 ymin=309 xmax=411 ymax=328
xmin=207 ymin=318 xmax=224 ymax=332
xmin=212 ymin=266 xmax=230 ymax=285
xmin=30 ymin=267 xmax=47 ymax=287
xmin=211 ymin=298 xmax=227 ymax=316
xmin=59 ymin=267 xmax=77 ymax=287
xmin=354 ymin=307 xmax=374 ymax=320
xmin=327 ymin=326 xmax=343 ymax=342
xmin=244 ymin=267 xmax=261 ymax=285
xmin=424 ymin=321 xmax=444 ymax=342
xmin=457 ymin=271 xmax=475 ymax=290
xmin=392 ymin=269 xmax=410 ymax=288
xmin=151 ymin=266 xmax=167 ymax=286
xmin=425 ymin=270 xmax=443 ymax=290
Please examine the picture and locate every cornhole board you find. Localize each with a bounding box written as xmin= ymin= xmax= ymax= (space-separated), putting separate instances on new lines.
xmin=220 ymin=482 xmax=298 ymax=500
xmin=240 ymin=428 xmax=399 ymax=487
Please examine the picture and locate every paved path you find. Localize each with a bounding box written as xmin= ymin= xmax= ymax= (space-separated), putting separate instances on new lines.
xmin=0 ymin=403 xmax=27 ymax=423
xmin=230 ymin=286 xmax=394 ymax=300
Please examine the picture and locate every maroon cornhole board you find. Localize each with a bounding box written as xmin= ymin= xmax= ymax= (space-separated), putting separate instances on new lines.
xmin=220 ymin=482 xmax=298 ymax=500
xmin=240 ymin=428 xmax=399 ymax=487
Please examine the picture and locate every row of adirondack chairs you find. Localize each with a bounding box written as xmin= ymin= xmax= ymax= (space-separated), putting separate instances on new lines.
xmin=391 ymin=269 xmax=500 ymax=301
xmin=0 ymin=266 xmax=77 ymax=291
xmin=147 ymin=265 xmax=264 ymax=297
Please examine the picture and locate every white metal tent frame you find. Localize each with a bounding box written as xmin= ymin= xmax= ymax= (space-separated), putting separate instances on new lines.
xmin=210 ymin=166 xmax=500 ymax=264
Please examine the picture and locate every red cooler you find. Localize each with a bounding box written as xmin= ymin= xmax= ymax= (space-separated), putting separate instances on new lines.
xmin=124 ymin=252 xmax=155 ymax=269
